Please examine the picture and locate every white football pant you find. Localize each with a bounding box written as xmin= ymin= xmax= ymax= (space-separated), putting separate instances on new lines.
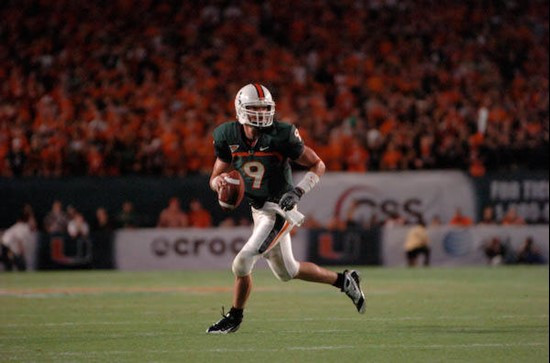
xmin=232 ymin=205 xmax=300 ymax=281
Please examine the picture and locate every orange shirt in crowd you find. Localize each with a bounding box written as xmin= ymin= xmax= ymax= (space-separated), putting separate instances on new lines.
xmin=189 ymin=209 xmax=212 ymax=228
xmin=449 ymin=214 xmax=473 ymax=227
xmin=381 ymin=147 xmax=403 ymax=170
xmin=0 ymin=1 xmax=546 ymax=179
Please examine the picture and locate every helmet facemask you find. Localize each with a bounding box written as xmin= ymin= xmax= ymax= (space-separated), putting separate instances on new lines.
xmin=237 ymin=101 xmax=275 ymax=128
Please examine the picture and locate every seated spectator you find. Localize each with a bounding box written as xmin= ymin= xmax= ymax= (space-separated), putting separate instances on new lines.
xmin=218 ymin=217 xmax=236 ymax=227
xmin=66 ymin=205 xmax=78 ymax=223
xmin=501 ymin=207 xmax=526 ymax=225
xmin=93 ymin=207 xmax=113 ymax=231
xmin=483 ymin=237 xmax=508 ymax=266
xmin=516 ymin=237 xmax=546 ymax=265
xmin=67 ymin=212 xmax=90 ymax=239
xmin=342 ymin=200 xmax=382 ymax=229
xmin=478 ymin=206 xmax=497 ymax=225
xmin=384 ymin=212 xmax=406 ymax=227
xmin=43 ymin=200 xmax=68 ymax=234
xmin=157 ymin=197 xmax=189 ymax=228
xmin=188 ymin=199 xmax=212 ymax=228
xmin=326 ymin=216 xmax=347 ymax=231
xmin=116 ymin=201 xmax=140 ymax=228
xmin=430 ymin=215 xmax=442 ymax=227
xmin=303 ymin=215 xmax=322 ymax=229
xmin=404 ymin=221 xmax=430 ymax=267
xmin=449 ymin=208 xmax=473 ymax=227
xmin=237 ymin=217 xmax=252 ymax=227
xmin=23 ymin=203 xmax=37 ymax=231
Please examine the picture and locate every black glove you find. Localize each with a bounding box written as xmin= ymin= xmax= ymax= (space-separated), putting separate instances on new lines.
xmin=279 ymin=187 xmax=304 ymax=211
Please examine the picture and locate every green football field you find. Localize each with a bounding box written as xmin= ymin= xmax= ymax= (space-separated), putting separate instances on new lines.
xmin=1 ymin=266 xmax=548 ymax=362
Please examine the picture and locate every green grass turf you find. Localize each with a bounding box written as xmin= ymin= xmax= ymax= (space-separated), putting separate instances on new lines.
xmin=0 ymin=266 xmax=548 ymax=362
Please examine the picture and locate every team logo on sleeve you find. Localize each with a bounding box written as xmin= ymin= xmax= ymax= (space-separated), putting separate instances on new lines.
xmin=230 ymin=145 xmax=240 ymax=153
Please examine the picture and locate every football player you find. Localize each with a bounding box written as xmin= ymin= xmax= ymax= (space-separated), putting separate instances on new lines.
xmin=206 ymin=83 xmax=366 ymax=334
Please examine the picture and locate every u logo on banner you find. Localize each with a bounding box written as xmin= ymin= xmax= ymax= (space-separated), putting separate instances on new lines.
xmin=317 ymin=232 xmax=361 ymax=260
xmin=50 ymin=235 xmax=92 ymax=265
xmin=318 ymin=233 xmax=343 ymax=259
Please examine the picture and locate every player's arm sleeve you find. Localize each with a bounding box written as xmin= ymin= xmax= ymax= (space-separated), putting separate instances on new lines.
xmin=212 ymin=128 xmax=232 ymax=163
xmin=284 ymin=124 xmax=305 ymax=160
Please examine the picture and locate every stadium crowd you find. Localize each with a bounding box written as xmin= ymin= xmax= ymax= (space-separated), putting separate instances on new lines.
xmin=0 ymin=0 xmax=548 ymax=178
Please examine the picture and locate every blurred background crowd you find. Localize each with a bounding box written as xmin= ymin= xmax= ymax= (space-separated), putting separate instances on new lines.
xmin=1 ymin=0 xmax=548 ymax=178
xmin=17 ymin=197 xmax=531 ymax=234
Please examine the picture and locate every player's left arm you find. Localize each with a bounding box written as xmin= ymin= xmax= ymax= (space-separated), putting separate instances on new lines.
xmin=279 ymin=146 xmax=325 ymax=211
xmin=294 ymin=145 xmax=326 ymax=177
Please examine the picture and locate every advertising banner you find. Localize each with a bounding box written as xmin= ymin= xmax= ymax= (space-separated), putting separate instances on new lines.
xmin=35 ymin=231 xmax=114 ymax=270
xmin=115 ymin=227 xmax=308 ymax=270
xmin=474 ymin=172 xmax=549 ymax=223
xmin=296 ymin=171 xmax=476 ymax=227
xmin=382 ymin=225 xmax=549 ymax=267
xmin=307 ymin=228 xmax=381 ymax=266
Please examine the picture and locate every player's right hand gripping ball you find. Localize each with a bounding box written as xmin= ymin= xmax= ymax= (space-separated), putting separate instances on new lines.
xmin=278 ymin=187 xmax=304 ymax=211
xmin=218 ymin=170 xmax=245 ymax=211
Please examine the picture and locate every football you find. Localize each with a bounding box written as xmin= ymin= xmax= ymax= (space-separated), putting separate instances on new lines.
xmin=218 ymin=170 xmax=245 ymax=211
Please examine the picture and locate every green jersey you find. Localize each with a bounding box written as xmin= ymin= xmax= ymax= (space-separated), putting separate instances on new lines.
xmin=213 ymin=121 xmax=304 ymax=208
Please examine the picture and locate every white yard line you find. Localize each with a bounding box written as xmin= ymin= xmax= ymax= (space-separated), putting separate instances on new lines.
xmin=254 ymin=314 xmax=549 ymax=322
xmin=14 ymin=342 xmax=545 ymax=357
xmin=3 ymin=314 xmax=548 ymax=328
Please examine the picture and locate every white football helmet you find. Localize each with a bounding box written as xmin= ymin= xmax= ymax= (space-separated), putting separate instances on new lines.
xmin=234 ymin=83 xmax=275 ymax=127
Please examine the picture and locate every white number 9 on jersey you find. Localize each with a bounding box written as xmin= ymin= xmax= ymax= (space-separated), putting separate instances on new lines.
xmin=242 ymin=161 xmax=265 ymax=189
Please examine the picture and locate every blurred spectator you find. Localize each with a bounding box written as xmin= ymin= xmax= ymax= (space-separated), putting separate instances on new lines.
xmin=23 ymin=203 xmax=37 ymax=231
xmin=501 ymin=207 xmax=526 ymax=225
xmin=116 ymin=201 xmax=140 ymax=228
xmin=66 ymin=205 xmax=78 ymax=222
xmin=404 ymin=221 xmax=430 ymax=267
xmin=1 ymin=210 xmax=33 ymax=271
xmin=384 ymin=212 xmax=406 ymax=227
xmin=303 ymin=215 xmax=322 ymax=229
xmin=43 ymin=200 xmax=68 ymax=233
xmin=342 ymin=200 xmax=383 ymax=229
xmin=237 ymin=216 xmax=252 ymax=227
xmin=67 ymin=212 xmax=90 ymax=238
xmin=0 ymin=1 xmax=547 ymax=177
xmin=157 ymin=197 xmax=189 ymax=228
xmin=483 ymin=237 xmax=508 ymax=266
xmin=516 ymin=237 xmax=546 ymax=265
xmin=469 ymin=151 xmax=487 ymax=178
xmin=5 ymin=138 xmax=26 ymax=178
xmin=430 ymin=215 xmax=442 ymax=227
xmin=216 ymin=216 xmax=252 ymax=228
xmin=449 ymin=208 xmax=473 ymax=227
xmin=188 ymin=199 xmax=212 ymax=228
xmin=478 ymin=206 xmax=497 ymax=225
xmin=380 ymin=141 xmax=403 ymax=171
xmin=93 ymin=207 xmax=113 ymax=231
xmin=219 ymin=217 xmax=237 ymax=227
